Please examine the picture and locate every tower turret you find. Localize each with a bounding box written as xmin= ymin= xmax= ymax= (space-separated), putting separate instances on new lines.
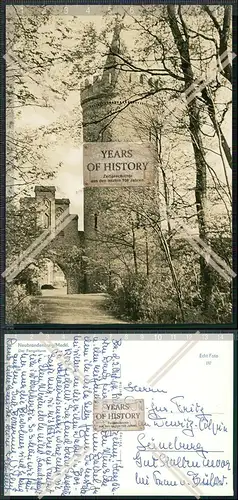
xmin=81 ymin=18 xmax=157 ymax=292
xmin=80 ymin=17 xmax=155 ymax=143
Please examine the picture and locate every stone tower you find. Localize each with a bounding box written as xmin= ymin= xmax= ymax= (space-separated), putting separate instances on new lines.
xmin=81 ymin=19 xmax=157 ymax=292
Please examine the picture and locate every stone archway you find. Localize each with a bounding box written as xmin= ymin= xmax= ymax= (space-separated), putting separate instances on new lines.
xmin=34 ymin=257 xmax=81 ymax=295
xmin=39 ymin=259 xmax=66 ymax=288
xmin=19 ymin=186 xmax=86 ymax=294
xmin=30 ymin=258 xmax=66 ymax=294
xmin=55 ymin=259 xmax=80 ymax=294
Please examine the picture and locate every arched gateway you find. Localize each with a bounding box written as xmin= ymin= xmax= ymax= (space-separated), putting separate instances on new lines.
xmin=20 ymin=186 xmax=85 ymax=294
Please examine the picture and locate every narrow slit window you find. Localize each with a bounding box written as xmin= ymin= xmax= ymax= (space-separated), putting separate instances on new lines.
xmin=94 ymin=213 xmax=98 ymax=231
xmin=43 ymin=213 xmax=50 ymax=229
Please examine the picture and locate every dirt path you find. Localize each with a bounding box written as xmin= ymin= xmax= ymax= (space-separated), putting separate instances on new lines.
xmin=34 ymin=290 xmax=128 ymax=324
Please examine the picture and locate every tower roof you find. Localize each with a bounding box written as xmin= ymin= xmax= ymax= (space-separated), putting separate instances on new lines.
xmin=103 ymin=15 xmax=127 ymax=73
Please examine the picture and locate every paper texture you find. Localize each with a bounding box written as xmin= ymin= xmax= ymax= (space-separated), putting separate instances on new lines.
xmin=5 ymin=333 xmax=233 ymax=496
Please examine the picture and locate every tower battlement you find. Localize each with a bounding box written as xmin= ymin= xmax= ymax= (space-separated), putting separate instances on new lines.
xmin=80 ymin=70 xmax=159 ymax=104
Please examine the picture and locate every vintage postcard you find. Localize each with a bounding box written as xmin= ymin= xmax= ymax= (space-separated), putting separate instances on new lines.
xmin=4 ymin=332 xmax=234 ymax=496
xmin=4 ymin=4 xmax=234 ymax=325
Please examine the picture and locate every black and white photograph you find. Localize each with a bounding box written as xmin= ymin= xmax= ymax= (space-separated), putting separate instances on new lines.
xmin=5 ymin=3 xmax=233 ymax=325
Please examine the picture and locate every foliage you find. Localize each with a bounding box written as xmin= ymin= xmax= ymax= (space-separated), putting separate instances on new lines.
xmin=6 ymin=5 xmax=98 ymax=199
xmin=96 ymin=5 xmax=232 ymax=322
xmin=106 ymin=271 xmax=186 ymax=323
xmin=5 ymin=201 xmax=44 ymax=323
xmin=14 ymin=267 xmax=42 ymax=296
xmin=6 ymin=283 xmax=44 ymax=323
xmin=6 ymin=200 xmax=39 ymax=259
xmin=106 ymin=267 xmax=232 ymax=324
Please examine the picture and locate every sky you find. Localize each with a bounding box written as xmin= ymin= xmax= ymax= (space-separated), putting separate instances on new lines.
xmin=16 ymin=90 xmax=84 ymax=228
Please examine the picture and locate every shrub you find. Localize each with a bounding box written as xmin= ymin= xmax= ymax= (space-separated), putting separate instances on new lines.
xmin=6 ymin=283 xmax=44 ymax=324
xmin=106 ymin=271 xmax=232 ymax=324
xmin=203 ymin=287 xmax=232 ymax=324
xmin=14 ymin=267 xmax=41 ymax=296
xmin=107 ymin=272 xmax=182 ymax=323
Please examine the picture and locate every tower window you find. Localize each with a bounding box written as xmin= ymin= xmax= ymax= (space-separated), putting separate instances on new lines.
xmin=94 ymin=213 xmax=98 ymax=231
xmin=129 ymin=73 xmax=132 ymax=83
xmin=42 ymin=212 xmax=50 ymax=229
xmin=140 ymin=74 xmax=144 ymax=84
xmin=108 ymin=72 xmax=112 ymax=84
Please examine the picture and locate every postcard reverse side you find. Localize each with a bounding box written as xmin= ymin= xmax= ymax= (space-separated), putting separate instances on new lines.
xmin=5 ymin=333 xmax=233 ymax=496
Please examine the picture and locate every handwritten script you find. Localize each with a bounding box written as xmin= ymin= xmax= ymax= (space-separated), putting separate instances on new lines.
xmin=5 ymin=334 xmax=233 ymax=496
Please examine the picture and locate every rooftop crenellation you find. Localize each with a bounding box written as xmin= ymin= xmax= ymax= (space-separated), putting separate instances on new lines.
xmin=55 ymin=198 xmax=70 ymax=205
xmin=80 ymin=69 xmax=160 ymax=102
xmin=34 ymin=186 xmax=56 ymax=193
xmin=80 ymin=17 xmax=165 ymax=103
